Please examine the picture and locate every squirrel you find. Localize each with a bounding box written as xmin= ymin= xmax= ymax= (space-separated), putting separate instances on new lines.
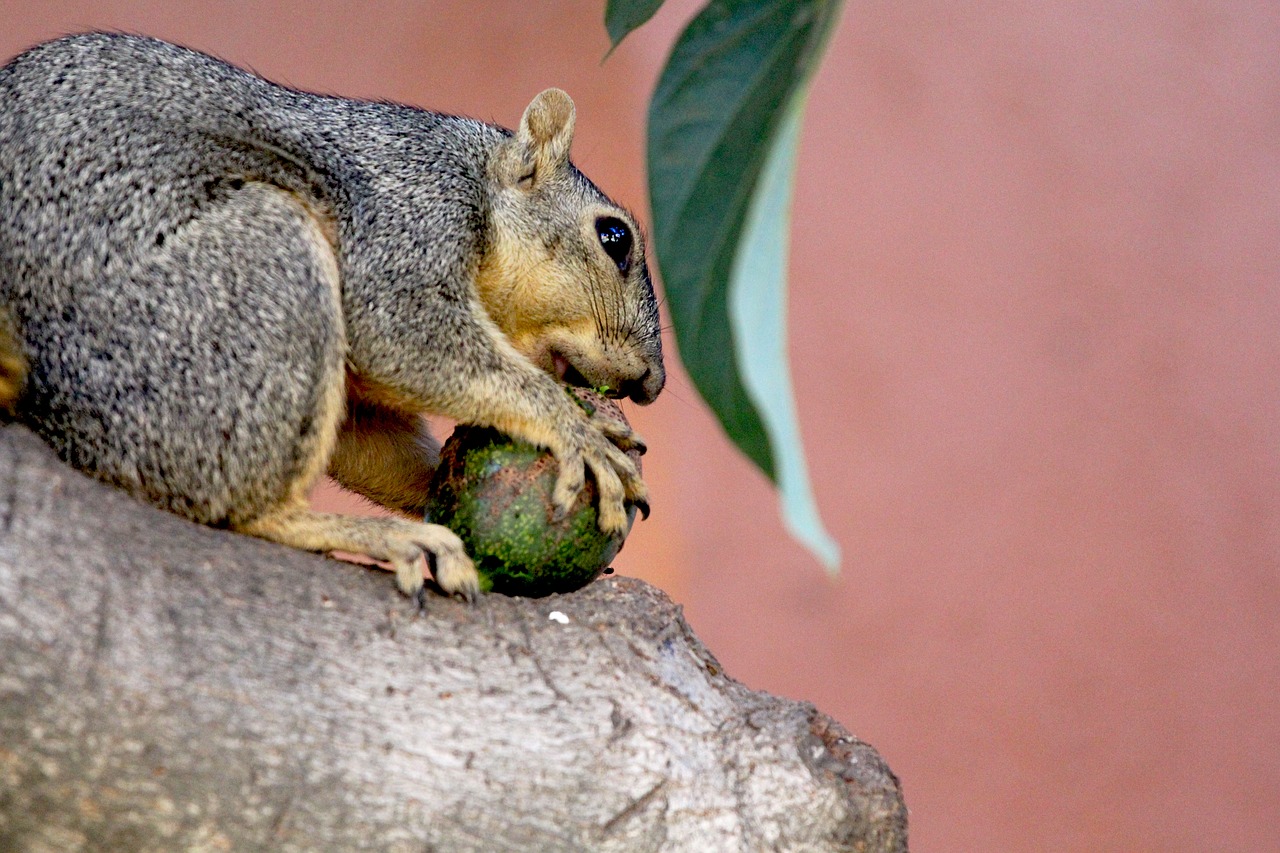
xmin=0 ymin=33 xmax=665 ymax=601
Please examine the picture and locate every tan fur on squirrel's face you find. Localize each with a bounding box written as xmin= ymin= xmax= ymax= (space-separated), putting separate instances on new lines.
xmin=478 ymin=89 xmax=665 ymax=405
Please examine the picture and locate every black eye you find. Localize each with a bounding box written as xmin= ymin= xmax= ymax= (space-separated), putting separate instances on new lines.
xmin=596 ymin=217 xmax=633 ymax=274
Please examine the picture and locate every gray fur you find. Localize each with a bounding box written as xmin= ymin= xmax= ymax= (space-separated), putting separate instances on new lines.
xmin=0 ymin=33 xmax=664 ymax=593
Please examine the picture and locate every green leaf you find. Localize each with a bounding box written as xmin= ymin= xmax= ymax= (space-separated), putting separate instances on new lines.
xmin=728 ymin=89 xmax=840 ymax=572
xmin=647 ymin=0 xmax=844 ymax=571
xmin=604 ymin=0 xmax=667 ymax=50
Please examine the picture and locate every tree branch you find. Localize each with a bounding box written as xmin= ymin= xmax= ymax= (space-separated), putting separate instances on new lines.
xmin=0 ymin=425 xmax=907 ymax=852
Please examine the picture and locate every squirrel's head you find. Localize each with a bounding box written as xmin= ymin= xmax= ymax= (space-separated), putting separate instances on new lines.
xmin=479 ymin=89 xmax=665 ymax=405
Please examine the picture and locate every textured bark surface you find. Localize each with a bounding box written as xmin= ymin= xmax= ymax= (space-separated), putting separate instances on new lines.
xmin=0 ymin=425 xmax=907 ymax=852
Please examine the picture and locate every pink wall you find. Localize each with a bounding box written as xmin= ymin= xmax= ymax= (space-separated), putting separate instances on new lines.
xmin=4 ymin=3 xmax=1277 ymax=850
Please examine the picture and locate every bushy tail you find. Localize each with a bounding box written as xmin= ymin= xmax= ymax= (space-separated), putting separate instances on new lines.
xmin=0 ymin=307 xmax=25 ymax=415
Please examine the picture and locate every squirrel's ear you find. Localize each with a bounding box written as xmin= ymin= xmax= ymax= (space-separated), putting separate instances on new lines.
xmin=500 ymin=88 xmax=575 ymax=188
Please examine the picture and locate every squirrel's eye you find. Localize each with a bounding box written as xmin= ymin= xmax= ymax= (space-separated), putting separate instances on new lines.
xmin=596 ymin=217 xmax=633 ymax=274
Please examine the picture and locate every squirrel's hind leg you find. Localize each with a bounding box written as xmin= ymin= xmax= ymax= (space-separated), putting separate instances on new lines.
xmin=328 ymin=395 xmax=440 ymax=517
xmin=239 ymin=502 xmax=478 ymax=600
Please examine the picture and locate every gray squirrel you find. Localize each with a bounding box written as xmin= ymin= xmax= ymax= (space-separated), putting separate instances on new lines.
xmin=0 ymin=33 xmax=664 ymax=600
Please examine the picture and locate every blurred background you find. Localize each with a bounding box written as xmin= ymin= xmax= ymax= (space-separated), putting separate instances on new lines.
xmin=4 ymin=2 xmax=1277 ymax=850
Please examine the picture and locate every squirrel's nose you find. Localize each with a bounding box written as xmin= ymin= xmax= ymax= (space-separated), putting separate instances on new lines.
xmin=621 ymin=366 xmax=664 ymax=405
xmin=616 ymin=376 xmax=645 ymax=403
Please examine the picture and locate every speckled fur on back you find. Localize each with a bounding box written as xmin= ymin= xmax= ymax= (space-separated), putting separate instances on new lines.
xmin=0 ymin=33 xmax=664 ymax=598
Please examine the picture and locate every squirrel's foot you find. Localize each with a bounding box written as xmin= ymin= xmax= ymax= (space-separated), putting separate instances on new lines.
xmin=240 ymin=508 xmax=479 ymax=602
xmin=396 ymin=523 xmax=479 ymax=601
xmin=386 ymin=517 xmax=481 ymax=596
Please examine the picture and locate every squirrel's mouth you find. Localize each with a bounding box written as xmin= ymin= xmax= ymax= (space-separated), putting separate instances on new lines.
xmin=552 ymin=349 xmax=656 ymax=404
xmin=552 ymin=351 xmax=593 ymax=390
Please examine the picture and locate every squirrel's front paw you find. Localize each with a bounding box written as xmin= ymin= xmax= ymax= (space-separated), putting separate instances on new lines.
xmin=551 ymin=420 xmax=648 ymax=538
xmin=588 ymin=410 xmax=648 ymax=457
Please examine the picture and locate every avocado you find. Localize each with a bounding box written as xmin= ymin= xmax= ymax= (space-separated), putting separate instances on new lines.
xmin=425 ymin=391 xmax=640 ymax=597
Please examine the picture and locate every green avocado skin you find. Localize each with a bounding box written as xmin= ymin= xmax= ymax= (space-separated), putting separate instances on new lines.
xmin=425 ymin=427 xmax=632 ymax=597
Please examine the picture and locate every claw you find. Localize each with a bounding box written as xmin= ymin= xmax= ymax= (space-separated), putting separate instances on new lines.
xmin=616 ymin=431 xmax=647 ymax=456
xmin=632 ymin=497 xmax=650 ymax=520
xmin=591 ymin=417 xmax=646 ymax=453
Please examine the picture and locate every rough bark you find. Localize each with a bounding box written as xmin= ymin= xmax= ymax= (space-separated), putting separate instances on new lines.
xmin=0 ymin=424 xmax=907 ymax=852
